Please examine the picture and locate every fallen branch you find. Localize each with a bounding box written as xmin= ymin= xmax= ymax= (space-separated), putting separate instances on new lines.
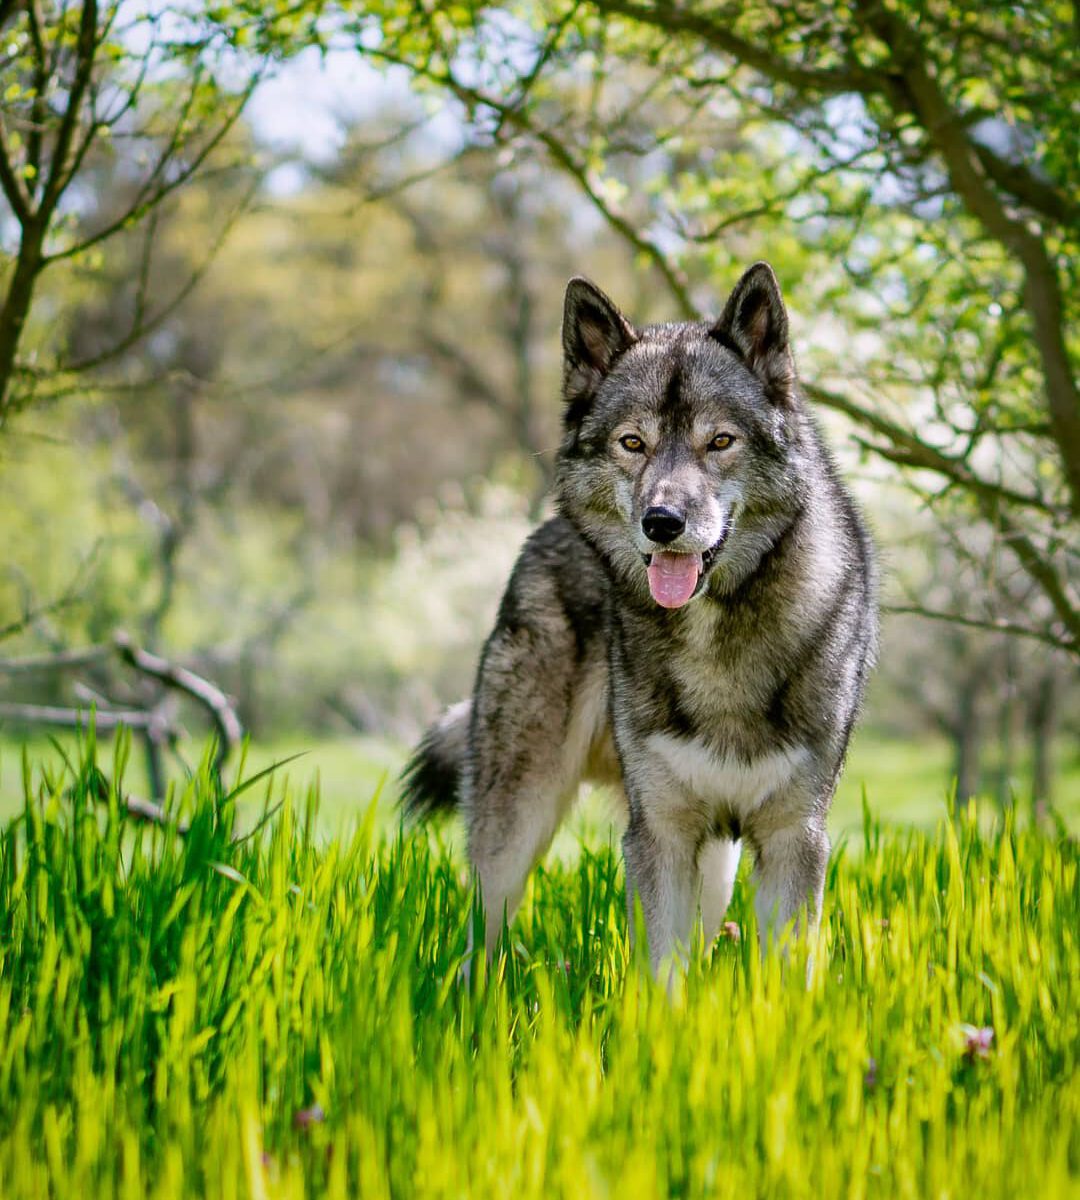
xmin=0 ymin=700 xmax=170 ymax=733
xmin=115 ymin=792 xmax=188 ymax=832
xmin=0 ymin=645 xmax=110 ymax=673
xmin=112 ymin=632 xmax=242 ymax=773
xmin=0 ymin=631 xmax=244 ymax=798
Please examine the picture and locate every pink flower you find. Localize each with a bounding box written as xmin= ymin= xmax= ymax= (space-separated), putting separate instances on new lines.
xmin=961 ymin=1025 xmax=994 ymax=1061
xmin=293 ymin=1103 xmax=326 ymax=1130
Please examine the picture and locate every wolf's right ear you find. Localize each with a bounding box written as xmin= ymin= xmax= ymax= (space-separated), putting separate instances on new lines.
xmin=562 ymin=278 xmax=638 ymax=404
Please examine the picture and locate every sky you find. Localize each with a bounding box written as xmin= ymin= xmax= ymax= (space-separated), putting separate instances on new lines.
xmin=246 ymin=47 xmax=462 ymax=195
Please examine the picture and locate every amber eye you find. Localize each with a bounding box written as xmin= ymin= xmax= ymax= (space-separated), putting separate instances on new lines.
xmin=619 ymin=434 xmax=645 ymax=453
xmin=708 ymin=433 xmax=735 ymax=451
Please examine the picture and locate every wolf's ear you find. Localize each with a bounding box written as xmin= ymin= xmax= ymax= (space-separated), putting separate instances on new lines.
xmin=710 ymin=262 xmax=795 ymax=402
xmin=562 ymin=278 xmax=638 ymax=398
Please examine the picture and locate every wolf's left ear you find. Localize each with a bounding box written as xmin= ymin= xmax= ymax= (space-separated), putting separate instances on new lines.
xmin=710 ymin=262 xmax=796 ymax=403
xmin=562 ymin=278 xmax=638 ymax=394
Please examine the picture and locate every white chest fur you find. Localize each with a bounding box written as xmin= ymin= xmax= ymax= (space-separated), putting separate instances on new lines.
xmin=644 ymin=732 xmax=809 ymax=818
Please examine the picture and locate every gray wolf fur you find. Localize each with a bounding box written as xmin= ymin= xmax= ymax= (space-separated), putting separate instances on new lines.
xmin=402 ymin=263 xmax=877 ymax=973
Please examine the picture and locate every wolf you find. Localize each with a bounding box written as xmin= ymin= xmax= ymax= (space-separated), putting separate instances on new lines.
xmin=401 ymin=262 xmax=877 ymax=974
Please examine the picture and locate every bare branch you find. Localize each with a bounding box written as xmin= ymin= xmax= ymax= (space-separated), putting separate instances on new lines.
xmin=44 ymin=79 xmax=259 ymax=265
xmin=0 ymin=542 xmax=100 ymax=642
xmin=884 ymin=604 xmax=1076 ymax=654
xmin=973 ymin=142 xmax=1080 ymax=229
xmin=0 ymin=629 xmax=244 ymax=804
xmin=367 ymin=47 xmax=698 ymax=319
xmin=0 ymin=645 xmax=110 ymax=673
xmin=114 ymin=792 xmax=179 ymax=826
xmin=39 ymin=0 xmax=99 ymax=219
xmin=0 ymin=700 xmax=164 ymax=732
xmin=4 ymin=706 xmax=185 ymax=825
xmin=59 ymin=173 xmax=259 ymax=374
xmin=113 ymin=631 xmax=243 ymax=772
xmin=0 ymin=118 xmax=32 ymax=224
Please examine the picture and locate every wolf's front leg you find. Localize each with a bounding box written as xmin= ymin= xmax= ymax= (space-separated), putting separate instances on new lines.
xmin=697 ymin=837 xmax=742 ymax=945
xmin=621 ymin=807 xmax=702 ymax=977
xmin=746 ymin=813 xmax=829 ymax=953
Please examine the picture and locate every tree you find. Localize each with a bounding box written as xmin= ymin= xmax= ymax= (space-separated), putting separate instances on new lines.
xmin=0 ymin=0 xmax=326 ymax=424
xmin=351 ymin=0 xmax=1079 ymax=654
xmin=0 ymin=93 xmax=644 ymax=737
xmin=881 ymin=526 xmax=1074 ymax=817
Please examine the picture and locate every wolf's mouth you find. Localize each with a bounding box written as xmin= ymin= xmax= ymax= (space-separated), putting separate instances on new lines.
xmin=640 ymin=530 xmax=728 ymax=609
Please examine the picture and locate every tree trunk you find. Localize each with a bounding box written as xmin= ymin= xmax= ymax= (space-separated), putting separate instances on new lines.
xmin=143 ymin=730 xmax=166 ymax=802
xmin=1029 ymin=670 xmax=1059 ymax=824
xmin=994 ymin=640 xmax=1020 ymax=810
xmin=0 ymin=225 xmax=45 ymax=420
xmin=953 ymin=682 xmax=981 ymax=803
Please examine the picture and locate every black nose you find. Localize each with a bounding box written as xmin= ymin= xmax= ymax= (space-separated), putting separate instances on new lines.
xmin=641 ymin=506 xmax=686 ymax=544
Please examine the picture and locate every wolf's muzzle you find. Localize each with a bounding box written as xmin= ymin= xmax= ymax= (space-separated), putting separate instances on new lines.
xmin=641 ymin=506 xmax=686 ymax=544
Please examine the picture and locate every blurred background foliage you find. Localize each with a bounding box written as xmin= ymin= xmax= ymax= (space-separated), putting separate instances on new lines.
xmin=0 ymin=0 xmax=1076 ymax=824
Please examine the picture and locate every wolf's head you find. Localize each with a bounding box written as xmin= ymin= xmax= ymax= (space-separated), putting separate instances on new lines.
xmin=555 ymin=263 xmax=812 ymax=608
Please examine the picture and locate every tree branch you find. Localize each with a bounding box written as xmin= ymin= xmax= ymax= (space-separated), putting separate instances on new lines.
xmin=981 ymin=507 xmax=1080 ymax=651
xmin=58 ymin=173 xmax=259 ymax=374
xmin=586 ymin=0 xmax=882 ymax=97
xmin=580 ymin=0 xmax=1080 ymax=514
xmin=25 ymin=0 xmax=48 ymax=192
xmin=0 ymin=117 xmax=32 ymax=224
xmin=0 ymin=645 xmax=110 ymax=673
xmin=803 ymin=383 xmax=1060 ymax=518
xmin=851 ymin=0 xmax=1080 ymax=516
xmin=44 ymin=80 xmax=259 ymax=265
xmin=367 ymin=47 xmax=698 ymax=319
xmin=0 ymin=700 xmax=166 ymax=732
xmin=39 ymin=0 xmax=99 ymax=219
xmin=884 ymin=604 xmax=1076 ymax=654
xmin=112 ymin=631 xmax=242 ymax=772
xmin=973 ymin=142 xmax=1079 ymax=229
xmin=0 ymin=543 xmax=100 ymax=641
xmin=0 ymin=1 xmax=22 ymax=32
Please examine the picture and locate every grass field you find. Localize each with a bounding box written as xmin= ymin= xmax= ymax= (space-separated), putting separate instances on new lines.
xmin=0 ymin=736 xmax=1076 ymax=1198
xmin=3 ymin=726 xmax=1078 ymax=841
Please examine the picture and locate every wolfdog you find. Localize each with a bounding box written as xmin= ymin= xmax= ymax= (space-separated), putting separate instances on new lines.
xmin=402 ymin=263 xmax=877 ymax=973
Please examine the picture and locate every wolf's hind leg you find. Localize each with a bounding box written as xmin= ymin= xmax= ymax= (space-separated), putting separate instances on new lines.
xmin=467 ymin=777 xmax=573 ymax=955
xmin=466 ymin=630 xmax=605 ymax=954
xmin=697 ymin=837 xmax=741 ymax=946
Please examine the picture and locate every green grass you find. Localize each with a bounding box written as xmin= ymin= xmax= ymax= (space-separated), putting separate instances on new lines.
xmin=3 ymin=726 xmax=1078 ymax=839
xmin=0 ymin=737 xmax=1077 ymax=1198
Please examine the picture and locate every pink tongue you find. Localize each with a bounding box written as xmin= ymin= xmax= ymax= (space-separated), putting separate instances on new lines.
xmin=646 ymin=552 xmax=702 ymax=609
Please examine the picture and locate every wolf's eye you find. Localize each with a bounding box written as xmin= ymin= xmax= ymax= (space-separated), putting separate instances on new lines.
xmin=619 ymin=434 xmax=645 ymax=453
xmin=708 ymin=433 xmax=735 ymax=451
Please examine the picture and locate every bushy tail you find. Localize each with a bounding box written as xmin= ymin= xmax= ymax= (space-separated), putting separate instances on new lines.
xmin=399 ymin=700 xmax=470 ymax=819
